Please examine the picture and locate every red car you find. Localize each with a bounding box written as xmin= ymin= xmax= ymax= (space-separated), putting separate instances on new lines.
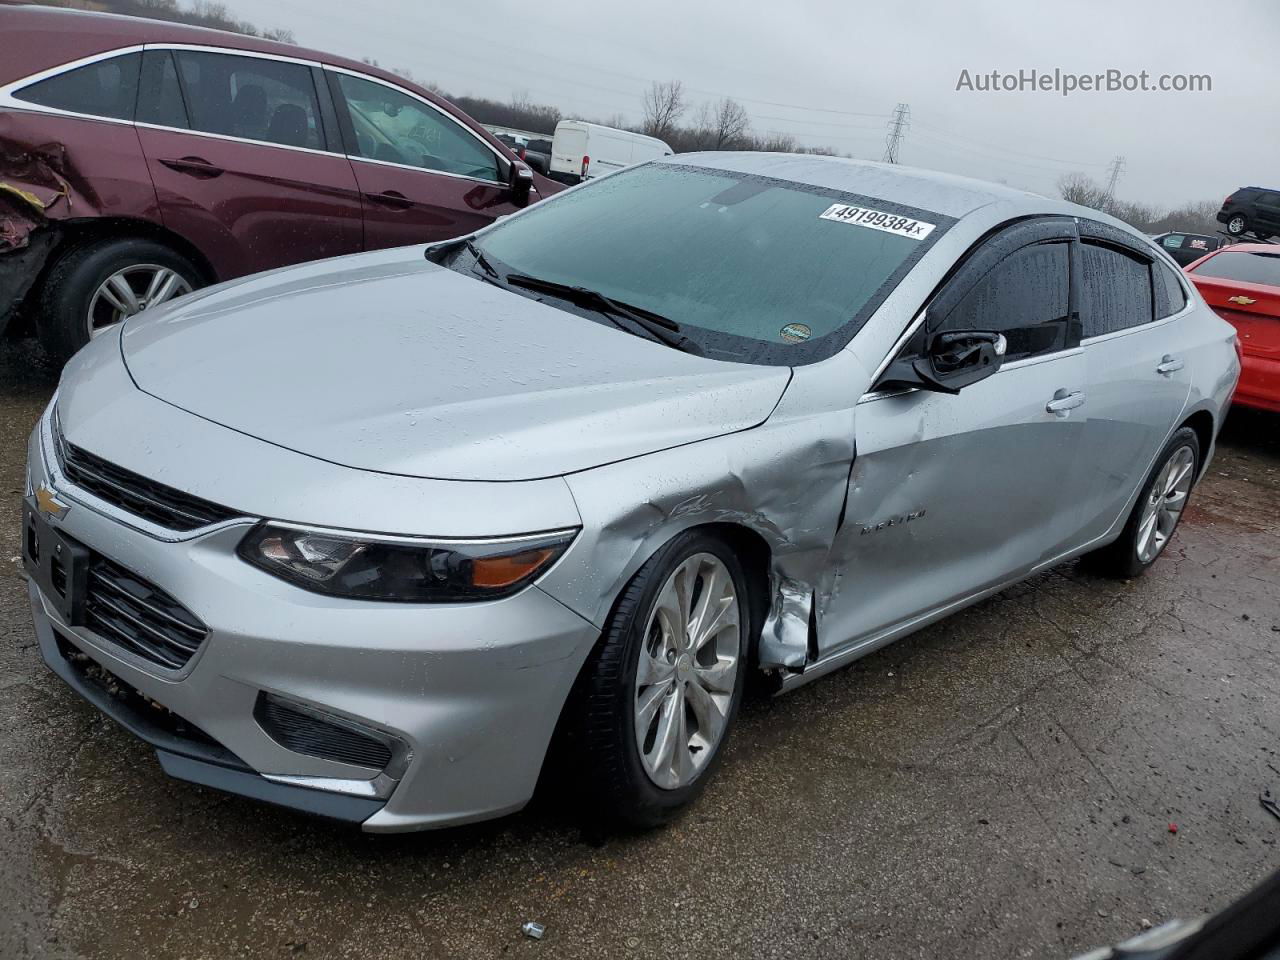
xmin=0 ymin=3 xmax=561 ymax=361
xmin=1185 ymin=242 xmax=1280 ymax=412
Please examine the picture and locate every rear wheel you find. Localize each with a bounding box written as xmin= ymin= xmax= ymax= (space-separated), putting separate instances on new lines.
xmin=37 ymin=238 xmax=201 ymax=364
xmin=578 ymin=531 xmax=750 ymax=828
xmin=1082 ymin=427 xmax=1200 ymax=579
xmin=1225 ymin=213 xmax=1248 ymax=236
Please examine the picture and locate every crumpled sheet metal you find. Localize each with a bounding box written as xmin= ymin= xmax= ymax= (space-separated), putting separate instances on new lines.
xmin=1 ymin=140 xmax=73 ymax=253
xmin=539 ymin=352 xmax=864 ymax=672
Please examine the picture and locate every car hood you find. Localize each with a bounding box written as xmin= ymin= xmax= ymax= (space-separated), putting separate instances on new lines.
xmin=120 ymin=251 xmax=791 ymax=482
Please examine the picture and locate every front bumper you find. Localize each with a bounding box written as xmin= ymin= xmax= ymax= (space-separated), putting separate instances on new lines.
xmin=25 ymin=421 xmax=600 ymax=832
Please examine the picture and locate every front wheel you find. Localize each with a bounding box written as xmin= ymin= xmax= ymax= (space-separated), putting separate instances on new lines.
xmin=1225 ymin=213 xmax=1248 ymax=236
xmin=578 ymin=531 xmax=750 ymax=828
xmin=1082 ymin=426 xmax=1200 ymax=579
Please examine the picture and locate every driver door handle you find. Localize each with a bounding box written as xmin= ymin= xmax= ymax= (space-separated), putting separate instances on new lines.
xmin=1046 ymin=389 xmax=1085 ymax=417
xmin=1156 ymin=355 xmax=1185 ymax=376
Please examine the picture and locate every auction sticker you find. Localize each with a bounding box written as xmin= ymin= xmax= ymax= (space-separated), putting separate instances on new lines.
xmin=819 ymin=204 xmax=935 ymax=239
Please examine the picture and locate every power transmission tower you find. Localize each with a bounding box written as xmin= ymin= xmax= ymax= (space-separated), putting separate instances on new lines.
xmin=882 ymin=102 xmax=910 ymax=164
xmin=1101 ymin=155 xmax=1126 ymax=210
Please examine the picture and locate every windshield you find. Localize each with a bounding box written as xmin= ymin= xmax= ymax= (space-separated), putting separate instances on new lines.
xmin=1191 ymin=250 xmax=1280 ymax=287
xmin=471 ymin=163 xmax=951 ymax=364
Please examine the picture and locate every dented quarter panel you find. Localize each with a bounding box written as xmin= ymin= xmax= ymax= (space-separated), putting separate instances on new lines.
xmin=0 ymin=110 xmax=161 ymax=232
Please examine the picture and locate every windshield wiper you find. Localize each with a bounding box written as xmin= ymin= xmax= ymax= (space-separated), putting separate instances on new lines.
xmin=464 ymin=238 xmax=500 ymax=280
xmin=504 ymin=273 xmax=698 ymax=353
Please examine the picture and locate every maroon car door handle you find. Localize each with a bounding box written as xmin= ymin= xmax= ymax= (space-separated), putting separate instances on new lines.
xmin=158 ymin=156 xmax=224 ymax=178
xmin=367 ymin=190 xmax=413 ymax=209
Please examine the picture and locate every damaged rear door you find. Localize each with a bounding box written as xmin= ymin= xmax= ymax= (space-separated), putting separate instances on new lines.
xmin=817 ymin=218 xmax=1087 ymax=660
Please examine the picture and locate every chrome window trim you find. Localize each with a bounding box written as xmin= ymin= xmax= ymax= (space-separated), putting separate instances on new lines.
xmin=346 ymin=153 xmax=507 ymax=187
xmin=323 ymin=64 xmax=509 ymax=187
xmin=1080 ymin=296 xmax=1195 ymax=347
xmin=132 ymin=120 xmax=344 ymax=159
xmin=0 ymin=44 xmax=146 ymax=124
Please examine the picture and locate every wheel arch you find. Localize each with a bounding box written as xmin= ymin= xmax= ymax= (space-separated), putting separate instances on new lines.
xmin=1179 ymin=408 xmax=1216 ymax=480
xmin=7 ymin=217 xmax=218 ymax=338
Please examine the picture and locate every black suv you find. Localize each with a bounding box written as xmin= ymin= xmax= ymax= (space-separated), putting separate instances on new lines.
xmin=1217 ymin=186 xmax=1280 ymax=240
xmin=1150 ymin=231 xmax=1223 ymax=266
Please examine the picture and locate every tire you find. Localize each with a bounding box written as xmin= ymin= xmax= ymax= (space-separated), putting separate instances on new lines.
xmin=1082 ymin=427 xmax=1200 ymax=579
xmin=578 ymin=530 xmax=752 ymax=828
xmin=37 ymin=237 xmax=202 ymax=365
xmin=1224 ymin=213 xmax=1248 ymax=237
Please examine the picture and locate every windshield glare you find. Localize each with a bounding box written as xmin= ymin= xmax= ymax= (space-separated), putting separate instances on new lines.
xmin=475 ymin=163 xmax=947 ymax=363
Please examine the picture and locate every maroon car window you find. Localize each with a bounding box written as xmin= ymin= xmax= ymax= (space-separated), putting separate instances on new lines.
xmin=1080 ymin=241 xmax=1155 ymax=336
xmin=334 ymin=72 xmax=501 ymax=182
xmin=174 ymin=51 xmax=323 ymax=150
xmin=1191 ymin=250 xmax=1280 ymax=287
xmin=136 ymin=49 xmax=188 ymax=129
xmin=13 ymin=52 xmax=140 ymax=121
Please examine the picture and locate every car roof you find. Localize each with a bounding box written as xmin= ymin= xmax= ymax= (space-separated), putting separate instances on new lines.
xmin=668 ymin=151 xmax=1106 ymax=222
xmin=0 ymin=4 xmax=481 ymax=129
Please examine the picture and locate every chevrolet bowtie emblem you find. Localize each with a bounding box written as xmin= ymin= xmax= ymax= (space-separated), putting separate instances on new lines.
xmin=1227 ymin=295 xmax=1256 ymax=305
xmin=35 ymin=484 xmax=70 ymax=520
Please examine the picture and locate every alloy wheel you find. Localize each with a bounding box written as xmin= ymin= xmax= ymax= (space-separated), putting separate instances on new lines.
xmin=87 ymin=264 xmax=192 ymax=339
xmin=633 ymin=552 xmax=741 ymax=790
xmin=1227 ymin=215 xmax=1246 ymax=235
xmin=1135 ymin=444 xmax=1195 ymax=563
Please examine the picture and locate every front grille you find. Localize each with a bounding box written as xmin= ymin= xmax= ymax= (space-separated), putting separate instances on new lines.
xmin=255 ymin=695 xmax=394 ymax=770
xmin=54 ymin=415 xmax=240 ymax=531
xmin=85 ymin=554 xmax=209 ymax=670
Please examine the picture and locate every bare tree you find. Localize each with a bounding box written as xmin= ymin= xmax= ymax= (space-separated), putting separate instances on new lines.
xmin=704 ymin=97 xmax=750 ymax=149
xmin=1058 ymin=172 xmax=1110 ymax=210
xmin=642 ymin=80 xmax=685 ymax=140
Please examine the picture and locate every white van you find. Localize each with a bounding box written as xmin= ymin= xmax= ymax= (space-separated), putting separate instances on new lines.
xmin=549 ymin=120 xmax=673 ymax=184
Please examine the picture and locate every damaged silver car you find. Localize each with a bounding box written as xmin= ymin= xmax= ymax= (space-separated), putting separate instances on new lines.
xmin=24 ymin=154 xmax=1240 ymax=830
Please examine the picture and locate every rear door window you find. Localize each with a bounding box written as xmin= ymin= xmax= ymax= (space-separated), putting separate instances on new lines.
xmin=1080 ymin=242 xmax=1154 ymax=337
xmin=13 ymin=52 xmax=141 ymax=121
xmin=1160 ymin=234 xmax=1185 ymax=250
xmin=333 ymin=72 xmax=501 ymax=182
xmin=934 ymin=241 xmax=1071 ymax=361
xmin=136 ymin=49 xmax=188 ymax=128
xmin=1190 ymin=250 xmax=1280 ymax=286
xmin=173 ymin=51 xmax=324 ymax=150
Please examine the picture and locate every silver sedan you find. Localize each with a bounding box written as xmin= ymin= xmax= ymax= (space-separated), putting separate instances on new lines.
xmin=23 ymin=154 xmax=1240 ymax=830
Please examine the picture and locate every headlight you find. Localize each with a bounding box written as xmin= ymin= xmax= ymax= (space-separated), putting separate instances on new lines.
xmin=237 ymin=523 xmax=577 ymax=602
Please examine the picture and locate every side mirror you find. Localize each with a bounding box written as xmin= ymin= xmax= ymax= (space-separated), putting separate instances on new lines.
xmin=877 ymin=329 xmax=1006 ymax=395
xmin=508 ymin=161 xmax=534 ymax=207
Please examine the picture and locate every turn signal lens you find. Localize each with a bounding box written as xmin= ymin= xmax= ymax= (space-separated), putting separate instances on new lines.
xmin=471 ymin=547 xmax=559 ymax=588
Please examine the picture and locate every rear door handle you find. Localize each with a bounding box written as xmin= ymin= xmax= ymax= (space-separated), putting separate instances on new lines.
xmin=1156 ymin=355 xmax=1185 ymax=376
xmin=1046 ymin=389 xmax=1085 ymax=417
xmin=367 ymin=190 xmax=412 ymax=209
xmin=157 ymin=156 xmax=223 ymax=178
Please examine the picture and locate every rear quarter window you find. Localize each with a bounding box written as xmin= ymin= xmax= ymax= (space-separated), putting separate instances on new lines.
xmin=1190 ymin=251 xmax=1280 ymax=287
xmin=13 ymin=52 xmax=141 ymax=121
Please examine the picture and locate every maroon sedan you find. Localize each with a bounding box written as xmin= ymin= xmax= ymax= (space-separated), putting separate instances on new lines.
xmin=0 ymin=3 xmax=561 ymax=361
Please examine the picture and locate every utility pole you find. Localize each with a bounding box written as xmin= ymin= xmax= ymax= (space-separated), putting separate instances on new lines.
xmin=882 ymin=102 xmax=910 ymax=164
xmin=1101 ymin=155 xmax=1126 ymax=211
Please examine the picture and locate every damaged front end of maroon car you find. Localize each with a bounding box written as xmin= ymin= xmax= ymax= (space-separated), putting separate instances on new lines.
xmin=0 ymin=139 xmax=74 ymax=337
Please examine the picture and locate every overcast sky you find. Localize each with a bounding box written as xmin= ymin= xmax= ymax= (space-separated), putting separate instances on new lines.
xmin=230 ymin=0 xmax=1277 ymax=208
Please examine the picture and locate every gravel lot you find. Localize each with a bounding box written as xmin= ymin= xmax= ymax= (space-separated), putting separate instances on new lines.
xmin=1 ymin=340 xmax=1277 ymax=960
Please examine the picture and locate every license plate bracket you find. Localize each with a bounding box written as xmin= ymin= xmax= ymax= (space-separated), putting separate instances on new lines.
xmin=21 ymin=498 xmax=89 ymax=625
